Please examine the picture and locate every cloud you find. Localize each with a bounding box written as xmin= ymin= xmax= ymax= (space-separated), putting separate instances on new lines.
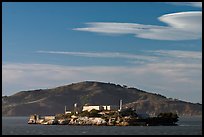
xmin=2 ymin=60 xmax=202 ymax=103
xmin=3 ymin=50 xmax=202 ymax=103
xmin=37 ymin=50 xmax=158 ymax=62
xmin=168 ymin=2 xmax=202 ymax=8
xmin=73 ymin=11 xmax=202 ymax=40
xmin=37 ymin=50 xmax=202 ymax=65
xmin=147 ymin=50 xmax=202 ymax=59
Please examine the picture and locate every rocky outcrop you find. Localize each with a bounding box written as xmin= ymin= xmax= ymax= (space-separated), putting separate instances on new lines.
xmin=69 ymin=117 xmax=106 ymax=125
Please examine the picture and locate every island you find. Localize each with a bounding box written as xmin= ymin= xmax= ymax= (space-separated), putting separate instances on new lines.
xmin=28 ymin=101 xmax=179 ymax=126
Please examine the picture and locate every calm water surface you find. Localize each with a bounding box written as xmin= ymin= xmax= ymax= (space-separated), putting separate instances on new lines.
xmin=2 ymin=116 xmax=202 ymax=135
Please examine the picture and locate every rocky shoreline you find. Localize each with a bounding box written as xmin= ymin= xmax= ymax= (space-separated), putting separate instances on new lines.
xmin=28 ymin=108 xmax=179 ymax=126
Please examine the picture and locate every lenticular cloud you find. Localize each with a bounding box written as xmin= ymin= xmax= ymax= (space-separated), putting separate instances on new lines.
xmin=74 ymin=11 xmax=202 ymax=41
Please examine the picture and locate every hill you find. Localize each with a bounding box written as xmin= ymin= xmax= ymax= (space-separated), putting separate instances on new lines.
xmin=2 ymin=81 xmax=202 ymax=116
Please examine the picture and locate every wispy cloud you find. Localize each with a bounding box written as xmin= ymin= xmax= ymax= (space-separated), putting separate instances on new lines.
xmin=73 ymin=11 xmax=202 ymax=40
xmin=37 ymin=50 xmax=158 ymax=62
xmin=2 ymin=59 xmax=202 ymax=103
xmin=147 ymin=50 xmax=202 ymax=59
xmin=37 ymin=50 xmax=202 ymax=65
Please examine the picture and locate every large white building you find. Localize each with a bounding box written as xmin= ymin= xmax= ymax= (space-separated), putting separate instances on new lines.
xmin=82 ymin=105 xmax=118 ymax=112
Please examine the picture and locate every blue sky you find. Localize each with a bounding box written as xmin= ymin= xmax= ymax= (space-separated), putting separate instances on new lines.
xmin=2 ymin=2 xmax=202 ymax=103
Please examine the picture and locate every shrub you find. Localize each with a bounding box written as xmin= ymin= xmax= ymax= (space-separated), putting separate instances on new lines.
xmin=119 ymin=108 xmax=138 ymax=117
xmin=89 ymin=109 xmax=102 ymax=117
xmin=78 ymin=110 xmax=90 ymax=117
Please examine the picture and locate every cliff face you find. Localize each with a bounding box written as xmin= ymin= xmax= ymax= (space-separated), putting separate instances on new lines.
xmin=2 ymin=81 xmax=202 ymax=116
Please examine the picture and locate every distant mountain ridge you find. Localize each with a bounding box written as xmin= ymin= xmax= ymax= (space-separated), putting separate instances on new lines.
xmin=2 ymin=81 xmax=202 ymax=116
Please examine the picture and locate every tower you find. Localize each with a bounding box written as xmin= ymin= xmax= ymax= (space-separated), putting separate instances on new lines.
xmin=74 ymin=103 xmax=78 ymax=114
xmin=64 ymin=106 xmax=66 ymax=114
xmin=118 ymin=99 xmax=122 ymax=111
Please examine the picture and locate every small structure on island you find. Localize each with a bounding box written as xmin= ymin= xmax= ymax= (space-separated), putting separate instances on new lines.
xmin=64 ymin=103 xmax=80 ymax=114
xmin=28 ymin=114 xmax=39 ymax=124
xmin=28 ymin=114 xmax=57 ymax=125
xmin=64 ymin=106 xmax=72 ymax=114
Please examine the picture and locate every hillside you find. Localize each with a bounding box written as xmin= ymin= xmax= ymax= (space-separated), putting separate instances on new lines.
xmin=2 ymin=81 xmax=202 ymax=116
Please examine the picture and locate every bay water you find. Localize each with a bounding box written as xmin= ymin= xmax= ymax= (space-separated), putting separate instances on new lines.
xmin=2 ymin=116 xmax=202 ymax=135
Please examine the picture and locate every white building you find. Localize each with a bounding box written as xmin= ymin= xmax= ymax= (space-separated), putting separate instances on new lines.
xmin=82 ymin=105 xmax=103 ymax=112
xmin=82 ymin=105 xmax=118 ymax=112
xmin=102 ymin=105 xmax=118 ymax=111
xmin=65 ymin=111 xmax=72 ymax=114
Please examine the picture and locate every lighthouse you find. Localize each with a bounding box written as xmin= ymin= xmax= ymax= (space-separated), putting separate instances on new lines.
xmin=64 ymin=106 xmax=66 ymax=114
xmin=118 ymin=99 xmax=123 ymax=112
xmin=74 ymin=103 xmax=78 ymax=114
